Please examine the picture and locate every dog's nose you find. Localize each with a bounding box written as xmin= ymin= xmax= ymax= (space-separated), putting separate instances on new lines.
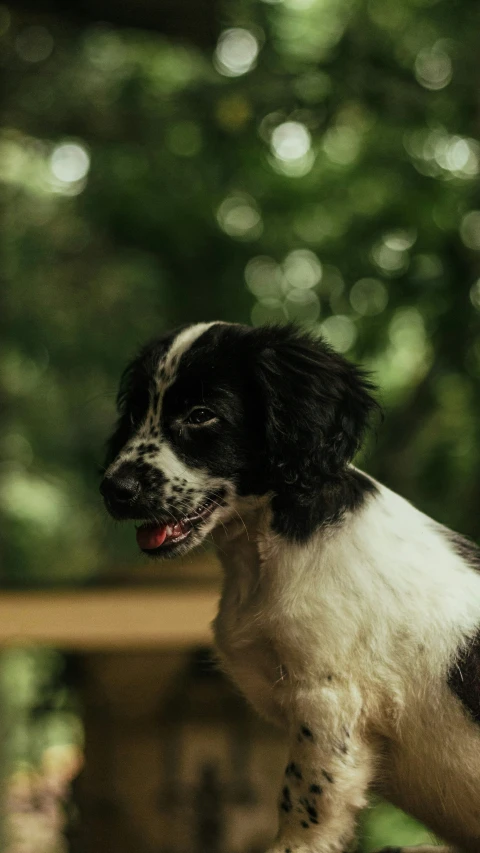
xmin=100 ymin=470 xmax=141 ymax=506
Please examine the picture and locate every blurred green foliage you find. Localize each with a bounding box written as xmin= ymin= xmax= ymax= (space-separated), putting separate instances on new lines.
xmin=1 ymin=0 xmax=480 ymax=583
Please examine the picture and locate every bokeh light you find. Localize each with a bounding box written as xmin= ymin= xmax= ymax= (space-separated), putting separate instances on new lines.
xmin=214 ymin=28 xmax=259 ymax=77
xmin=271 ymin=121 xmax=311 ymax=161
xmin=217 ymin=193 xmax=263 ymax=239
xmin=460 ymin=211 xmax=480 ymax=250
xmin=245 ymin=256 xmax=283 ymax=298
xmin=269 ymin=121 xmax=314 ymax=176
xmin=322 ymin=126 xmax=361 ymax=165
xmin=470 ymin=280 xmax=480 ymax=311
xmin=15 ymin=25 xmax=53 ymax=63
xmin=283 ymin=249 xmax=322 ymax=290
xmin=414 ymin=44 xmax=452 ymax=91
xmin=320 ymin=315 xmax=357 ymax=352
xmin=406 ymin=129 xmax=480 ymax=179
xmin=84 ymin=28 xmax=126 ymax=72
xmin=371 ymin=230 xmax=415 ymax=276
xmin=350 ymin=278 xmax=388 ymax=316
xmin=49 ymin=142 xmax=90 ymax=194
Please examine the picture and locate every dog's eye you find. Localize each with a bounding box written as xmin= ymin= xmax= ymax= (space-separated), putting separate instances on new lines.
xmin=184 ymin=407 xmax=217 ymax=426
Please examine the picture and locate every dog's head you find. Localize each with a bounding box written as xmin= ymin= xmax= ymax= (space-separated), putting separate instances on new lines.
xmin=100 ymin=322 xmax=377 ymax=557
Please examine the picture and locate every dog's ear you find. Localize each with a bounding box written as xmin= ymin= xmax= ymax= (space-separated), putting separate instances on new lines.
xmin=254 ymin=325 xmax=377 ymax=492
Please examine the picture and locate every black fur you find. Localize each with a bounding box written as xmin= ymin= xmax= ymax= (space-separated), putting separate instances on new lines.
xmin=448 ymin=630 xmax=480 ymax=725
xmin=438 ymin=524 xmax=480 ymax=725
xmin=102 ymin=323 xmax=379 ymax=544
xmin=447 ymin=531 xmax=480 ymax=572
xmin=252 ymin=325 xmax=378 ymax=539
xmin=285 ymin=762 xmax=303 ymax=781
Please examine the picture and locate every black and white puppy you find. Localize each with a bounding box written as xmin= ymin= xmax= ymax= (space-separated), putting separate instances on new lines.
xmin=101 ymin=322 xmax=480 ymax=853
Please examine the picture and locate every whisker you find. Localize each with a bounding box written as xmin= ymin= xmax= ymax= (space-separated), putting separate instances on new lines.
xmin=209 ymin=491 xmax=251 ymax=542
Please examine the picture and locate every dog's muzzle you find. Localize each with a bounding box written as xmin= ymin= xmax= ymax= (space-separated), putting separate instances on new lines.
xmin=100 ymin=462 xmax=143 ymax=519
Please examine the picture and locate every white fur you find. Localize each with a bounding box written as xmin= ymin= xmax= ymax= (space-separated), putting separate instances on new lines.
xmin=159 ymin=322 xmax=218 ymax=381
xmin=213 ymin=478 xmax=480 ymax=853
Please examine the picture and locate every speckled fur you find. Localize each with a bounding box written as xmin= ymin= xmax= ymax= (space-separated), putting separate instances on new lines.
xmin=103 ymin=322 xmax=480 ymax=853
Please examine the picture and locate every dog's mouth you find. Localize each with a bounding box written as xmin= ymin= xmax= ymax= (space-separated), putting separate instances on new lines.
xmin=135 ymin=493 xmax=223 ymax=554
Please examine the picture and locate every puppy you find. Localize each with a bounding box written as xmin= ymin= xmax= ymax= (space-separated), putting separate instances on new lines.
xmin=100 ymin=322 xmax=480 ymax=853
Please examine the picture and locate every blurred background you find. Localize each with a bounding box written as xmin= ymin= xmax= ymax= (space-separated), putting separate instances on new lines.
xmin=1 ymin=0 xmax=480 ymax=848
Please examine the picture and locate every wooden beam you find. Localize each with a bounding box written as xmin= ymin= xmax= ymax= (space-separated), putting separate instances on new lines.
xmin=0 ymin=586 xmax=220 ymax=650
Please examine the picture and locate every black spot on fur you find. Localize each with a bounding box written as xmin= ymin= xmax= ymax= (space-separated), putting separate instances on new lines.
xmin=300 ymin=725 xmax=313 ymax=740
xmin=448 ymin=629 xmax=480 ymax=724
xmin=301 ymin=821 xmax=309 ymax=829
xmin=310 ymin=784 xmax=322 ymax=795
xmin=321 ymin=769 xmax=334 ymax=784
xmin=285 ymin=762 xmax=302 ymax=781
xmin=143 ymin=442 xmax=159 ymax=454
xmin=299 ymin=797 xmax=317 ymax=821
xmin=280 ymin=785 xmax=292 ymax=813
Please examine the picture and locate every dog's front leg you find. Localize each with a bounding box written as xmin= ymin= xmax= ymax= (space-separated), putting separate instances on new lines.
xmin=269 ymin=682 xmax=373 ymax=853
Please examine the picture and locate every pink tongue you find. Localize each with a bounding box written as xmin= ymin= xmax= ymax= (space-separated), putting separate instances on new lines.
xmin=136 ymin=524 xmax=168 ymax=550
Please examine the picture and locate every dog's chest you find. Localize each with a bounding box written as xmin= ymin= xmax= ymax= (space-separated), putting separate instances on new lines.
xmin=212 ymin=519 xmax=391 ymax=724
xmin=213 ymin=530 xmax=302 ymax=723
